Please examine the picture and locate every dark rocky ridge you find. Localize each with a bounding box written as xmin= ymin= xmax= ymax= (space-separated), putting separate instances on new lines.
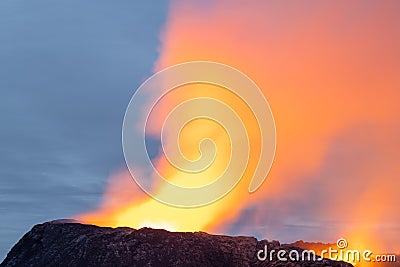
xmin=1 ymin=220 xmax=353 ymax=267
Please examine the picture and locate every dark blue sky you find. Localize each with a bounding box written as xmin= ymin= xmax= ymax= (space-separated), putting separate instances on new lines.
xmin=0 ymin=1 xmax=168 ymax=259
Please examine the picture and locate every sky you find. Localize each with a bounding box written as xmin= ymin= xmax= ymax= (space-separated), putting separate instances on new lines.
xmin=1 ymin=0 xmax=400 ymax=263
xmin=0 ymin=0 xmax=168 ymax=260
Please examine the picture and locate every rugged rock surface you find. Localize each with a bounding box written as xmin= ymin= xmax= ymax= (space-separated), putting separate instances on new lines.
xmin=1 ymin=220 xmax=353 ymax=267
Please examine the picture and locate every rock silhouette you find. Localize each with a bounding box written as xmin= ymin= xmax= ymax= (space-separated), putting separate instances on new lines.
xmin=1 ymin=220 xmax=353 ymax=267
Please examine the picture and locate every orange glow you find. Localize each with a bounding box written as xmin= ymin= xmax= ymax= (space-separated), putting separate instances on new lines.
xmin=78 ymin=0 xmax=400 ymax=255
xmin=79 ymin=82 xmax=265 ymax=231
